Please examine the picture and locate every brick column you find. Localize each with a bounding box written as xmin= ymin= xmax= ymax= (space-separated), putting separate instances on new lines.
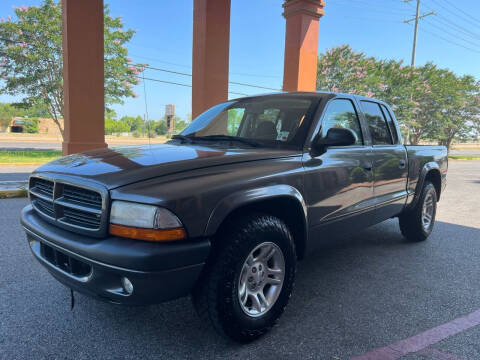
xmin=192 ymin=0 xmax=231 ymax=119
xmin=282 ymin=0 xmax=325 ymax=92
xmin=62 ymin=0 xmax=107 ymax=155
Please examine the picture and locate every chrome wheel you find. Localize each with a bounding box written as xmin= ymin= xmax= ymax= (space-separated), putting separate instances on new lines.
xmin=422 ymin=190 xmax=435 ymax=230
xmin=238 ymin=242 xmax=285 ymax=317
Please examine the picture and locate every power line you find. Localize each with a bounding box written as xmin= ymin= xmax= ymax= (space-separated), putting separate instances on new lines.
xmin=423 ymin=19 xmax=480 ymax=49
xmin=420 ymin=26 xmax=480 ymax=54
xmin=130 ymin=52 xmax=281 ymax=79
xmin=422 ymin=0 xmax=480 ymax=40
xmin=140 ymin=65 xmax=281 ymax=91
xmin=141 ymin=76 xmax=249 ymax=96
xmin=436 ymin=0 xmax=480 ymax=27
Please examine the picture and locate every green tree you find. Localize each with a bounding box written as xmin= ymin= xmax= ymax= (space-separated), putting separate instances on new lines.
xmin=154 ymin=120 xmax=167 ymax=135
xmin=174 ymin=116 xmax=188 ymax=134
xmin=120 ymin=115 xmax=144 ymax=132
xmin=0 ymin=103 xmax=18 ymax=127
xmin=424 ymin=70 xmax=480 ymax=149
xmin=317 ymin=45 xmax=480 ymax=148
xmin=24 ymin=117 xmax=39 ymax=133
xmin=0 ymin=102 xmax=49 ymax=127
xmin=0 ymin=0 xmax=143 ymax=138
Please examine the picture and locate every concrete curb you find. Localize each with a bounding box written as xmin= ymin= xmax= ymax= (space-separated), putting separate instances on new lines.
xmin=0 ymin=181 xmax=28 ymax=199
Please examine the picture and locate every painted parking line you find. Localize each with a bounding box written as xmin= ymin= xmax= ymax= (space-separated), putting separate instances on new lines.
xmin=351 ymin=308 xmax=480 ymax=360
xmin=417 ymin=347 xmax=467 ymax=360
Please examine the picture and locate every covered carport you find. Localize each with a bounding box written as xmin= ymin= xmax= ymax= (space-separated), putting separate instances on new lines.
xmin=60 ymin=0 xmax=325 ymax=155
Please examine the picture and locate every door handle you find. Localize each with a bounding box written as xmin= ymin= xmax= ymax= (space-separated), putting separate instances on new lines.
xmin=399 ymin=160 xmax=406 ymax=169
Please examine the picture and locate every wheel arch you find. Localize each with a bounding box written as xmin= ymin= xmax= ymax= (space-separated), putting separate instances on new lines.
xmin=410 ymin=162 xmax=442 ymax=209
xmin=204 ymin=185 xmax=308 ymax=259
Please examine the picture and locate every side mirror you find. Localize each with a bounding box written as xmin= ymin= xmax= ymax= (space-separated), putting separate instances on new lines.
xmin=312 ymin=127 xmax=356 ymax=152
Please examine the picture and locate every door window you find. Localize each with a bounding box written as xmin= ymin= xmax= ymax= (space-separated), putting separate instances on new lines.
xmin=321 ymin=99 xmax=363 ymax=145
xmin=380 ymin=104 xmax=399 ymax=144
xmin=226 ymin=108 xmax=245 ymax=136
xmin=361 ymin=101 xmax=393 ymax=145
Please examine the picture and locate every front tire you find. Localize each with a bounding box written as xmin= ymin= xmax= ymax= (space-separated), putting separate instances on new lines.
xmin=399 ymin=181 xmax=437 ymax=242
xmin=192 ymin=213 xmax=296 ymax=342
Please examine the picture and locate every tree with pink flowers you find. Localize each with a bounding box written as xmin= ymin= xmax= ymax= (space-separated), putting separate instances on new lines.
xmin=317 ymin=45 xmax=480 ymax=148
xmin=0 ymin=0 xmax=142 ymax=137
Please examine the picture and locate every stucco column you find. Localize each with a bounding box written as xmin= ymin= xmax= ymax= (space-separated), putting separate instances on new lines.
xmin=192 ymin=0 xmax=231 ymax=119
xmin=282 ymin=0 xmax=325 ymax=92
xmin=62 ymin=0 xmax=107 ymax=155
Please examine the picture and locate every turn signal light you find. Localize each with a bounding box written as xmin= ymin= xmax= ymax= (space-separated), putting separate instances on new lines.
xmin=109 ymin=224 xmax=187 ymax=242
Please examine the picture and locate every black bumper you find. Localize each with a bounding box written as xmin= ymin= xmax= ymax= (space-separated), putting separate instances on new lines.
xmin=21 ymin=205 xmax=210 ymax=305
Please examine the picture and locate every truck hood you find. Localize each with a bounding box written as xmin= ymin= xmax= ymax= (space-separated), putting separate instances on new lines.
xmin=33 ymin=143 xmax=299 ymax=189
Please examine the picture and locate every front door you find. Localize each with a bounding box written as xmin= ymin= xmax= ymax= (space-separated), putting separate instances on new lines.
xmin=359 ymin=101 xmax=408 ymax=221
xmin=304 ymin=98 xmax=375 ymax=242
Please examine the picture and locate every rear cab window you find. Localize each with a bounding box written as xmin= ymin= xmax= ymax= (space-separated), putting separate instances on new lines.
xmin=380 ymin=104 xmax=399 ymax=144
xmin=360 ymin=101 xmax=393 ymax=145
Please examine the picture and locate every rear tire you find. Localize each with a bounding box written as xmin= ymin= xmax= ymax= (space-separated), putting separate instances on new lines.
xmin=192 ymin=213 xmax=296 ymax=342
xmin=399 ymin=181 xmax=437 ymax=242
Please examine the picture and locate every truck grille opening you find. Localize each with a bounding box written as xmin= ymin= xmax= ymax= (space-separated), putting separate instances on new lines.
xmin=31 ymin=177 xmax=54 ymax=198
xmin=63 ymin=184 xmax=102 ymax=210
xmin=34 ymin=198 xmax=55 ymax=218
xmin=40 ymin=242 xmax=91 ymax=278
xmin=29 ymin=176 xmax=106 ymax=235
xmin=61 ymin=208 xmax=102 ymax=229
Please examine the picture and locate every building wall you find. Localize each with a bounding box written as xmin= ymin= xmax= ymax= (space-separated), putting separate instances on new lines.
xmin=38 ymin=118 xmax=64 ymax=135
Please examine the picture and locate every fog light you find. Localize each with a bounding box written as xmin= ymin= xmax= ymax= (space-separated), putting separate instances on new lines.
xmin=122 ymin=277 xmax=134 ymax=294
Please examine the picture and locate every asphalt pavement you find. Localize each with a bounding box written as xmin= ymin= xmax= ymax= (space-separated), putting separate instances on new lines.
xmin=0 ymin=165 xmax=36 ymax=182
xmin=1 ymin=161 xmax=479 ymax=359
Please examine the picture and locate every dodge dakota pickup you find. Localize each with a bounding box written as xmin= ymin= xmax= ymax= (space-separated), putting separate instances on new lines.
xmin=21 ymin=92 xmax=447 ymax=342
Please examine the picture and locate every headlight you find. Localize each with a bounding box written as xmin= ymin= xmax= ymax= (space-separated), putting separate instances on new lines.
xmin=109 ymin=201 xmax=186 ymax=242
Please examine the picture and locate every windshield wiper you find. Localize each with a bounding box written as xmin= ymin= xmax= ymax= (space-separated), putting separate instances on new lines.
xmin=194 ymin=135 xmax=260 ymax=147
xmin=171 ymin=134 xmax=194 ymax=143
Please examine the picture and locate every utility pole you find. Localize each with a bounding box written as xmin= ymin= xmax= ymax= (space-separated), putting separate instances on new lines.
xmin=403 ymin=0 xmax=436 ymax=67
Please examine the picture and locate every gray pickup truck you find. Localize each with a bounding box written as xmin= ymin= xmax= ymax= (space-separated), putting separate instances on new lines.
xmin=21 ymin=92 xmax=447 ymax=342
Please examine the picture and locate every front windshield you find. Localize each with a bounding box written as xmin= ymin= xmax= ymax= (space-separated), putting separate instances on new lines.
xmin=180 ymin=95 xmax=316 ymax=148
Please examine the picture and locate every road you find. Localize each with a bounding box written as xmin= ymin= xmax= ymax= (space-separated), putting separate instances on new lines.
xmin=0 ymin=165 xmax=37 ymax=182
xmin=0 ymin=142 xmax=61 ymax=150
xmin=1 ymin=161 xmax=479 ymax=359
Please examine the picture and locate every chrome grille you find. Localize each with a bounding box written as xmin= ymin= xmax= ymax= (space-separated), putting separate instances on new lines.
xmin=29 ymin=176 xmax=107 ymax=237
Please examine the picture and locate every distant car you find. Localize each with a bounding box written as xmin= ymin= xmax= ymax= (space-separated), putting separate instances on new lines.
xmin=21 ymin=92 xmax=447 ymax=342
xmin=10 ymin=117 xmax=26 ymax=133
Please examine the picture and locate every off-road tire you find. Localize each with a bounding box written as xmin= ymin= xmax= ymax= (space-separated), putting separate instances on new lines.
xmin=192 ymin=213 xmax=296 ymax=342
xmin=399 ymin=181 xmax=437 ymax=242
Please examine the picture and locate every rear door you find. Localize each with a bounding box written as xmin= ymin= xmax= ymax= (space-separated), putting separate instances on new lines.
xmin=359 ymin=101 xmax=408 ymax=221
xmin=304 ymin=97 xmax=376 ymax=239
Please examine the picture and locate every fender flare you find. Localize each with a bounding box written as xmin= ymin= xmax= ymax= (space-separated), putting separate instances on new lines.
xmin=204 ymin=184 xmax=307 ymax=238
xmin=408 ymin=161 xmax=441 ymax=210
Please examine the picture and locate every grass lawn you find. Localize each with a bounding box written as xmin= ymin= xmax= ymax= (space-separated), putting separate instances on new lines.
xmin=448 ymin=155 xmax=480 ymax=160
xmin=0 ymin=150 xmax=62 ymax=165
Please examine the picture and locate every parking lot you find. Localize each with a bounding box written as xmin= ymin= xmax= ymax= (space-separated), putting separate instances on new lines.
xmin=1 ymin=160 xmax=479 ymax=360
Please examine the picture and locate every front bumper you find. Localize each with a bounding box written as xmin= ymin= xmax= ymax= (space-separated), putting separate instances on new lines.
xmin=21 ymin=205 xmax=210 ymax=305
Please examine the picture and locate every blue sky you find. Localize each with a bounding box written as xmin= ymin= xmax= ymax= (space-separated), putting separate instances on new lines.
xmin=1 ymin=0 xmax=480 ymax=121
